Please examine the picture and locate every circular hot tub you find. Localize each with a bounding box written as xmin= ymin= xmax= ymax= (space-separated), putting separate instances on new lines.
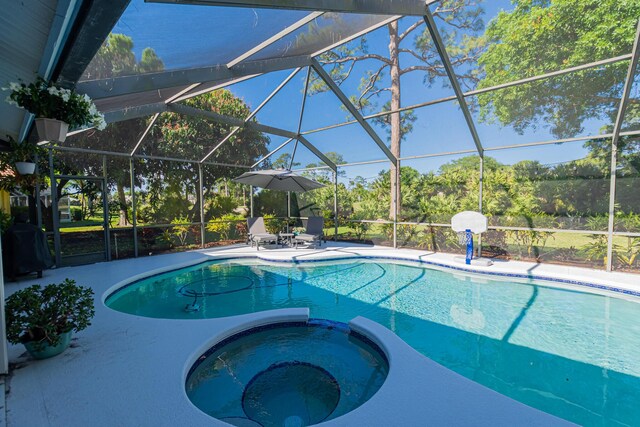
xmin=186 ymin=319 xmax=389 ymax=426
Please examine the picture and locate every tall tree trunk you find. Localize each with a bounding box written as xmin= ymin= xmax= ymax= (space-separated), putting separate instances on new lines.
xmin=117 ymin=182 xmax=129 ymax=226
xmin=388 ymin=22 xmax=402 ymax=220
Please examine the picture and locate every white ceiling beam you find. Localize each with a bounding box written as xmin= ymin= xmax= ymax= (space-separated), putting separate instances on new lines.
xmin=103 ymin=102 xmax=168 ymax=124
xmin=227 ymin=12 xmax=323 ymax=68
xmin=423 ymin=10 xmax=484 ymax=156
xmin=251 ymin=137 xmax=294 ymax=168
xmin=130 ymin=113 xmax=160 ymax=156
xmin=77 ymin=55 xmax=311 ymax=100
xmin=311 ymin=58 xmax=397 ymax=165
xmin=311 ymin=15 xmax=401 ymax=58
xmin=170 ymin=74 xmax=260 ymax=103
xmin=170 ymin=104 xmax=336 ymax=170
xmin=197 ymin=68 xmax=302 ymax=163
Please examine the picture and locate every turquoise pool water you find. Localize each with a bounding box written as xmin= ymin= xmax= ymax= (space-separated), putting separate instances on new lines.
xmin=186 ymin=320 xmax=388 ymax=426
xmin=106 ymin=258 xmax=640 ymax=426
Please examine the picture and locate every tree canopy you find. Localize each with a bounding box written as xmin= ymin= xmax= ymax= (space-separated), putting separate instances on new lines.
xmin=476 ymin=0 xmax=640 ymax=137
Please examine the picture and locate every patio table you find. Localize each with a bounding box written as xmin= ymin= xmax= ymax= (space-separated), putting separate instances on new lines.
xmin=279 ymin=233 xmax=295 ymax=247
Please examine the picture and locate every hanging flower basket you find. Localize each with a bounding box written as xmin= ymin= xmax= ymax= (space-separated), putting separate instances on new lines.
xmin=34 ymin=118 xmax=69 ymax=143
xmin=3 ymin=77 xmax=106 ymax=141
xmin=15 ymin=161 xmax=36 ymax=175
xmin=4 ymin=137 xmax=42 ymax=176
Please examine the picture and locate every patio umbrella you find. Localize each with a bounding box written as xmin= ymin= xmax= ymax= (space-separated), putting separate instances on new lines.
xmin=232 ymin=169 xmax=325 ymax=192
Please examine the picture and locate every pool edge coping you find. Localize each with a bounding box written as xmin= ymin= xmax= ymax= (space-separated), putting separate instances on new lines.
xmin=103 ymin=251 xmax=640 ymax=305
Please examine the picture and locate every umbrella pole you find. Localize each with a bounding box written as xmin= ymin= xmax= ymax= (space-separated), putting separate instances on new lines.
xmin=287 ymin=191 xmax=291 ymax=232
xmin=250 ymin=185 xmax=254 ymax=217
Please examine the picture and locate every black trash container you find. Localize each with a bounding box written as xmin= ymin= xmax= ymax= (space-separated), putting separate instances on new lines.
xmin=3 ymin=219 xmax=54 ymax=281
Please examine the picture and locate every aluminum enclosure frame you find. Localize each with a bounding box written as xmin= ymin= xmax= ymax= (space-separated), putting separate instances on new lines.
xmin=36 ymin=0 xmax=640 ymax=273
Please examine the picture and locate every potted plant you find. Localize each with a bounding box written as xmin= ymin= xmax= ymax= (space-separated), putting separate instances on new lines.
xmin=3 ymin=77 xmax=106 ymax=143
xmin=5 ymin=279 xmax=95 ymax=360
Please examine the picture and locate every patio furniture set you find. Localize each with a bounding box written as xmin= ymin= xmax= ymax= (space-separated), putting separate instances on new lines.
xmin=247 ymin=217 xmax=324 ymax=250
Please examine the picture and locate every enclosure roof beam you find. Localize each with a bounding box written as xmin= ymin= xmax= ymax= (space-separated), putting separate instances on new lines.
xmin=297 ymin=135 xmax=336 ymax=171
xmin=290 ymin=66 xmax=312 ymax=169
xmin=311 ymin=15 xmax=401 ymax=58
xmin=465 ymin=54 xmax=633 ymax=98
xmin=130 ymin=113 xmax=160 ymax=156
xmin=200 ymin=68 xmax=302 ymax=163
xmin=164 ymin=83 xmax=202 ymax=104
xmin=610 ymin=27 xmax=640 ymax=155
xmin=162 ymin=15 xmax=402 ymax=104
xmin=227 ymin=12 xmax=323 ymax=68
xmin=606 ymin=18 xmax=640 ymax=271
xmin=170 ymin=74 xmax=260 ymax=104
xmin=251 ymin=137 xmax=294 ymax=168
xmin=201 ymin=128 xmax=241 ymax=163
xmin=103 ymin=102 xmax=168 ymax=124
xmin=287 ymin=129 xmax=640 ymax=170
xmin=146 ymin=0 xmax=434 ymax=16
xmin=423 ymin=10 xmax=484 ymax=157
xmin=65 ymin=126 xmax=96 ymax=138
xmin=310 ymin=58 xmax=397 ymax=166
xmin=51 ymin=145 xmax=251 ymax=167
xmin=77 ymin=55 xmax=311 ymax=100
xmin=170 ymin=103 xmax=245 ymax=126
xmin=169 ymin=103 xmax=335 ymax=170
xmin=170 ymin=103 xmax=298 ymax=138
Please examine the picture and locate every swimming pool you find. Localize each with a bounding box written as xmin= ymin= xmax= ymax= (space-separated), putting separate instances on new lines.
xmin=106 ymin=258 xmax=640 ymax=425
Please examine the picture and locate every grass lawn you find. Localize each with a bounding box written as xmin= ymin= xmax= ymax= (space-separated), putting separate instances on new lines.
xmin=335 ymin=222 xmax=632 ymax=252
xmin=60 ymin=213 xmax=131 ymax=233
xmin=545 ymin=232 xmax=629 ymax=249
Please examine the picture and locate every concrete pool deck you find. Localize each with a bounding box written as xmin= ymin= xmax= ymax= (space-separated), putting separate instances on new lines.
xmin=8 ymin=241 xmax=636 ymax=426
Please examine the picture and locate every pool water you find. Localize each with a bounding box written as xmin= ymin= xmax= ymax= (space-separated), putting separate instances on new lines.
xmin=185 ymin=320 xmax=389 ymax=426
xmin=107 ymin=258 xmax=640 ymax=426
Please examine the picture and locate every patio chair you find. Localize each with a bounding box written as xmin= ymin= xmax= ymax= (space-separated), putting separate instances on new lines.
xmin=247 ymin=217 xmax=278 ymax=250
xmin=294 ymin=217 xmax=324 ymax=248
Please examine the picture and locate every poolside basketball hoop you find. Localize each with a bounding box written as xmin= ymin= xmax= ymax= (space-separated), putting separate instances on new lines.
xmin=451 ymin=211 xmax=492 ymax=267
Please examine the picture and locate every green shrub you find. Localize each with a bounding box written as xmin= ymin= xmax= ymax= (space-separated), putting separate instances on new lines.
xmin=5 ymin=279 xmax=95 ymax=348
xmin=617 ymin=237 xmax=640 ymax=269
xmin=348 ymin=219 xmax=370 ymax=241
xmin=171 ymin=216 xmax=191 ymax=246
xmin=158 ymin=229 xmax=174 ymax=248
xmin=206 ymin=195 xmax=237 ymax=219
xmin=0 ymin=211 xmax=13 ymax=230
xmin=207 ymin=214 xmax=244 ymax=241
xmin=263 ymin=214 xmax=286 ymax=234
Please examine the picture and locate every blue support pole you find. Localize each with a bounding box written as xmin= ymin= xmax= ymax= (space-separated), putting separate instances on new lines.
xmin=465 ymin=229 xmax=473 ymax=265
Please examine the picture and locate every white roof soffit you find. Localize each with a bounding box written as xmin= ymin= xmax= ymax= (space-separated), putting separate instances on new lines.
xmin=0 ymin=0 xmax=79 ymax=141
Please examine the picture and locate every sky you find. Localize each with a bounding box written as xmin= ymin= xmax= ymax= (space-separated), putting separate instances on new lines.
xmin=107 ymin=0 xmax=636 ymax=184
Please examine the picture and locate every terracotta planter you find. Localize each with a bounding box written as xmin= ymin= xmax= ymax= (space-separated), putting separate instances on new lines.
xmin=35 ymin=118 xmax=69 ymax=143
xmin=23 ymin=330 xmax=72 ymax=360
xmin=15 ymin=161 xmax=36 ymax=175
